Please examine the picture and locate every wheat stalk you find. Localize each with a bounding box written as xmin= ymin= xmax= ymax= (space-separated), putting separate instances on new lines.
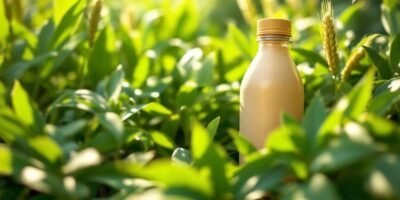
xmin=89 ymin=0 xmax=102 ymax=47
xmin=341 ymin=37 xmax=375 ymax=80
xmin=321 ymin=0 xmax=339 ymax=77
xmin=237 ymin=0 xmax=257 ymax=28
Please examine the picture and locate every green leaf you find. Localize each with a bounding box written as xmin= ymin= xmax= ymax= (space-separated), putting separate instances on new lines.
xmin=227 ymin=23 xmax=252 ymax=60
xmin=232 ymin=153 xmax=293 ymax=199
xmin=368 ymin=90 xmax=400 ymax=115
xmin=311 ymin=138 xmax=377 ymax=173
xmin=172 ymin=147 xmax=192 ymax=164
xmin=0 ymin=0 xmax=9 ymax=48
xmin=47 ymin=89 xmax=109 ymax=115
xmin=344 ymin=69 xmax=375 ymax=118
xmin=122 ymin=102 xmax=172 ymax=121
xmin=107 ymin=65 xmax=124 ymax=101
xmin=28 ymin=136 xmax=63 ymax=165
xmin=5 ymin=52 xmax=58 ymax=83
xmin=84 ymin=131 xmax=118 ymax=153
xmin=0 ymin=145 xmax=32 ymax=176
xmin=229 ymin=131 xmax=256 ymax=157
xmin=119 ymin=160 xmax=213 ymax=198
xmin=363 ymin=46 xmax=393 ymax=79
xmin=97 ymin=112 xmax=124 ymax=145
xmin=206 ymin=116 xmax=220 ymax=140
xmin=191 ymin=122 xmax=211 ymax=160
xmin=177 ymin=48 xmax=203 ymax=82
xmin=194 ymin=52 xmax=215 ymax=86
xmin=48 ymin=119 xmax=88 ymax=139
xmin=361 ymin=114 xmax=400 ymax=141
xmin=88 ymin=27 xmax=117 ymax=85
xmin=302 ymin=95 xmax=327 ymax=153
xmin=291 ymin=48 xmax=329 ymax=67
xmin=281 ymin=174 xmax=340 ymax=200
xmin=11 ymin=81 xmax=44 ymax=131
xmin=0 ymin=109 xmax=28 ymax=142
xmin=381 ymin=3 xmax=400 ymax=35
xmin=150 ymin=131 xmax=175 ymax=150
xmin=49 ymin=0 xmax=84 ymax=48
xmin=142 ymin=102 xmax=172 ymax=115
xmin=132 ymin=53 xmax=151 ymax=88
xmin=266 ymin=125 xmax=305 ymax=154
xmin=53 ymin=0 xmax=80 ymax=25
xmin=389 ymin=34 xmax=400 ymax=70
xmin=176 ymin=81 xmax=199 ymax=107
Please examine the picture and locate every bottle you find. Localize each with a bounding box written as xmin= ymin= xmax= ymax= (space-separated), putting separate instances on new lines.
xmin=240 ymin=18 xmax=304 ymax=150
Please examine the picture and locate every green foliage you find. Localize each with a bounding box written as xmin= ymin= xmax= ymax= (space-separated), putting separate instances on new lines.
xmin=1 ymin=0 xmax=400 ymax=199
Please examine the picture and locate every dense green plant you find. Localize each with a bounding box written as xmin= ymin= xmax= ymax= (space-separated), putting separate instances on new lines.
xmin=0 ymin=0 xmax=400 ymax=199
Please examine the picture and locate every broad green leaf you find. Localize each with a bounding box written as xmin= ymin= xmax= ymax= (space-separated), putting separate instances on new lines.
xmin=281 ymin=174 xmax=340 ymax=200
xmin=232 ymin=153 xmax=294 ymax=199
xmin=47 ymin=119 xmax=88 ymax=139
xmin=227 ymin=23 xmax=252 ymax=60
xmin=28 ymin=136 xmax=63 ymax=165
xmin=0 ymin=145 xmax=12 ymax=174
xmin=368 ymin=90 xmax=400 ymax=115
xmin=11 ymin=81 xmax=44 ymax=131
xmin=190 ymin=121 xmax=230 ymax=197
xmin=122 ymin=102 xmax=172 ymax=121
xmin=142 ymin=102 xmax=172 ymax=116
xmin=176 ymin=81 xmax=199 ymax=107
xmin=0 ymin=109 xmax=28 ymax=142
xmin=118 ymin=160 xmax=213 ymax=198
xmin=381 ymin=3 xmax=400 ymax=35
xmin=106 ymin=65 xmax=124 ymax=101
xmin=88 ymin=27 xmax=117 ymax=85
xmin=98 ymin=112 xmax=124 ymax=145
xmin=150 ymin=131 xmax=175 ymax=149
xmin=363 ymin=46 xmax=392 ymax=79
xmin=53 ymin=0 xmax=80 ymax=25
xmin=194 ymin=52 xmax=215 ymax=86
xmin=389 ymin=34 xmax=400 ymax=70
xmin=0 ymin=0 xmax=9 ymax=47
xmin=191 ymin=122 xmax=211 ymax=159
xmin=266 ymin=125 xmax=305 ymax=154
xmin=344 ymin=69 xmax=375 ymax=118
xmin=302 ymin=95 xmax=327 ymax=154
xmin=85 ymin=131 xmax=117 ymax=153
xmin=361 ymin=114 xmax=400 ymax=140
xmin=5 ymin=52 xmax=58 ymax=83
xmin=0 ymin=145 xmax=31 ymax=176
xmin=206 ymin=116 xmax=220 ymax=140
xmin=49 ymin=0 xmax=84 ymax=48
xmin=132 ymin=52 xmax=151 ymax=88
xmin=229 ymin=131 xmax=256 ymax=157
xmin=291 ymin=48 xmax=328 ymax=67
xmin=311 ymin=138 xmax=377 ymax=173
xmin=177 ymin=48 xmax=203 ymax=82
xmin=47 ymin=89 xmax=109 ymax=115
xmin=172 ymin=147 xmax=192 ymax=164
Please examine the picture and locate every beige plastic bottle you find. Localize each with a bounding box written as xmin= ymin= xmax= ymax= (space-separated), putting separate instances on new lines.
xmin=240 ymin=19 xmax=304 ymax=150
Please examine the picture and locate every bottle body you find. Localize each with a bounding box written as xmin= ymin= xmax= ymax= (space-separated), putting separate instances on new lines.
xmin=240 ymin=41 xmax=304 ymax=149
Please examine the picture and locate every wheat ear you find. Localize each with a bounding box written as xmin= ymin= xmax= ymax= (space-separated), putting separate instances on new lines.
xmin=341 ymin=37 xmax=375 ymax=80
xmin=237 ymin=0 xmax=257 ymax=28
xmin=89 ymin=0 xmax=102 ymax=47
xmin=321 ymin=0 xmax=339 ymax=77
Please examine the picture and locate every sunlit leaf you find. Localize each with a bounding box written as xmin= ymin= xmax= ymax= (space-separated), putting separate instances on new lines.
xmin=206 ymin=116 xmax=220 ymax=140
xmin=364 ymin=46 xmax=392 ymax=79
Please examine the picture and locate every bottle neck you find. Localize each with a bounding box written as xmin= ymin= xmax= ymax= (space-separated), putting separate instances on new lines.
xmin=257 ymin=35 xmax=290 ymax=51
xmin=257 ymin=35 xmax=290 ymax=53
